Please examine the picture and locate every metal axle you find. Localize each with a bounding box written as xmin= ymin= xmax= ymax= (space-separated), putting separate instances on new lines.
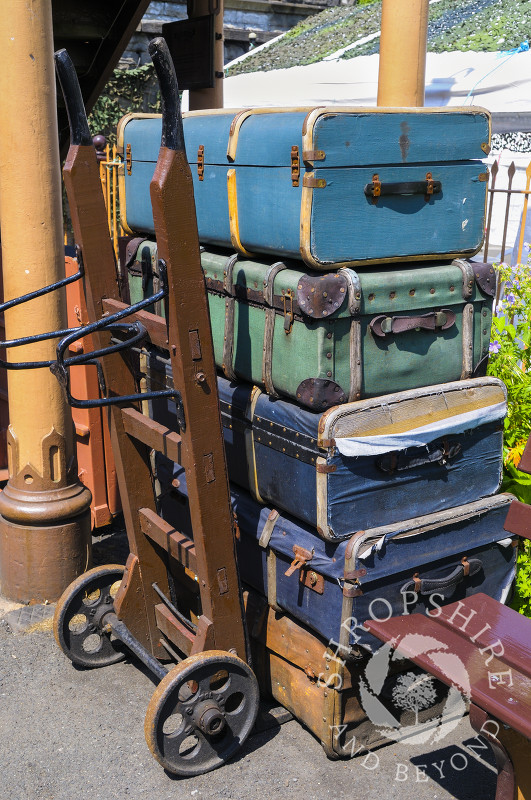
xmin=104 ymin=612 xmax=168 ymax=682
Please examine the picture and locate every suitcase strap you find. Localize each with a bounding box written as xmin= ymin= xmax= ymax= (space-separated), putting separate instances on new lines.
xmin=401 ymin=556 xmax=482 ymax=597
xmin=370 ymin=309 xmax=456 ymax=337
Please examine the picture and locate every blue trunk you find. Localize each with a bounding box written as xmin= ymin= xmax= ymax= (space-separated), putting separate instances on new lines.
xmin=119 ymin=107 xmax=490 ymax=268
xmin=150 ymin=359 xmax=505 ymax=540
xmin=157 ymin=467 xmax=516 ymax=655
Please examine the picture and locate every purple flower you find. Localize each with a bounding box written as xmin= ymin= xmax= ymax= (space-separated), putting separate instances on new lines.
xmin=506 ymin=293 xmax=516 ymax=304
xmin=489 ymin=341 xmax=501 ymax=354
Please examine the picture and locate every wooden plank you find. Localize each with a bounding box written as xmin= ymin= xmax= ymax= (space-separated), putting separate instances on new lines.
xmin=102 ymin=297 xmax=168 ymax=349
xmin=517 ymin=436 xmax=531 ymax=475
xmin=434 ymin=592 xmax=531 ymax=676
xmin=365 ymin=609 xmax=531 ymax=740
xmin=121 ymin=407 xmax=181 ymax=462
xmin=139 ymin=507 xmax=197 ymax=573
xmin=155 ymin=602 xmax=194 ymax=657
xmin=504 ymin=500 xmax=531 ymax=541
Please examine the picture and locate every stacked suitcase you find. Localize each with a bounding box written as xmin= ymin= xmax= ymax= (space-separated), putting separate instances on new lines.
xmin=118 ymin=106 xmax=517 ymax=756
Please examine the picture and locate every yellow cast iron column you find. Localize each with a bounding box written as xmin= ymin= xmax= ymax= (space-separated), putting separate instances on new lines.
xmin=377 ymin=0 xmax=429 ymax=107
xmin=188 ymin=0 xmax=224 ymax=110
xmin=0 ymin=0 xmax=92 ymax=602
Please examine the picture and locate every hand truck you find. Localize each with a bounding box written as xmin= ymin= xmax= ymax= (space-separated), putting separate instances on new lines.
xmin=51 ymin=39 xmax=259 ymax=777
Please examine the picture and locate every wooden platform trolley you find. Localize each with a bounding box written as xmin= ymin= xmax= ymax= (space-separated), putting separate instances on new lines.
xmin=51 ymin=40 xmax=259 ymax=777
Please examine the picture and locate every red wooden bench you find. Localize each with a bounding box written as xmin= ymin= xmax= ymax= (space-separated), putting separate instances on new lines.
xmin=365 ymin=593 xmax=531 ymax=800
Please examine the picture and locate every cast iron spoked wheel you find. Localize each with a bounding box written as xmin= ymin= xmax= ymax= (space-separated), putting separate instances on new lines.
xmin=53 ymin=564 xmax=126 ymax=668
xmin=145 ymin=650 xmax=260 ymax=777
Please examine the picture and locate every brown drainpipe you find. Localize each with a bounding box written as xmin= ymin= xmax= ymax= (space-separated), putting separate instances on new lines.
xmin=0 ymin=0 xmax=92 ymax=602
xmin=377 ymin=0 xmax=429 ymax=107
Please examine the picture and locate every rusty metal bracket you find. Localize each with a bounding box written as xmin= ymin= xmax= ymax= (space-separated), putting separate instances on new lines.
xmin=370 ymin=173 xmax=381 ymax=203
xmin=126 ymin=143 xmax=132 ymax=176
xmin=300 ymin=568 xmax=324 ymax=594
xmin=425 ymin=171 xmax=434 ymax=199
xmin=302 ymin=149 xmax=325 ymax=163
xmin=303 ymin=174 xmax=326 ymax=189
xmin=343 ymin=567 xmax=367 ymax=581
xmin=285 ymin=545 xmax=314 ymax=577
xmin=291 ymin=145 xmax=300 ymax=187
xmin=197 ymin=145 xmax=205 ymax=181
xmin=342 ymin=582 xmax=363 ymax=598
xmin=283 ymin=289 xmax=294 ymax=334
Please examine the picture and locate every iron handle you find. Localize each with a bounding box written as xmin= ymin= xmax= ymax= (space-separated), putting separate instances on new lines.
xmin=400 ymin=557 xmax=482 ymax=597
xmin=370 ymin=309 xmax=456 ymax=337
xmin=364 ymin=176 xmax=442 ymax=199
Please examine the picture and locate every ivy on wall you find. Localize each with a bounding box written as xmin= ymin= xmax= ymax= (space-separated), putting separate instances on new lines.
xmin=88 ymin=64 xmax=161 ymax=144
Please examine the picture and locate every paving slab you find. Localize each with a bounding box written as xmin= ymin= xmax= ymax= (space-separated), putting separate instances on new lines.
xmin=0 ymin=608 xmax=498 ymax=800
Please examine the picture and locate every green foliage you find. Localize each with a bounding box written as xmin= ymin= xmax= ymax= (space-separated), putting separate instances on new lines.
xmin=487 ymin=260 xmax=531 ymax=463
xmin=513 ymin=540 xmax=531 ymax=617
xmin=429 ymin=0 xmax=531 ymax=53
xmin=88 ymin=64 xmax=161 ymax=144
xmin=487 ymin=258 xmax=531 ymax=616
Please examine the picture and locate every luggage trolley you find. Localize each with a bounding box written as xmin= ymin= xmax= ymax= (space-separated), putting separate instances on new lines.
xmin=50 ymin=40 xmax=259 ymax=777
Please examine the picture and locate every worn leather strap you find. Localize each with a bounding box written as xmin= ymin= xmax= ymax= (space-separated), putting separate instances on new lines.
xmin=370 ymin=309 xmax=456 ymax=337
xmin=401 ymin=557 xmax=482 ymax=596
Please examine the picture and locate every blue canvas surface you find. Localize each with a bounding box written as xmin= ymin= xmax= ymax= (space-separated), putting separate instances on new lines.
xmin=156 ymin=464 xmax=516 ymax=653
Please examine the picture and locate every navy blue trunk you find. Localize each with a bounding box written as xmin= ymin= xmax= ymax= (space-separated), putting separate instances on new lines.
xmin=149 ymin=355 xmax=506 ymax=540
xmin=155 ymin=462 xmax=516 ymax=657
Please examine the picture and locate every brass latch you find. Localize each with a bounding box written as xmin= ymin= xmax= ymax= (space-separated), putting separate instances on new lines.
xmin=197 ymin=145 xmax=205 ymax=181
xmin=425 ymin=171 xmax=434 ymax=199
xmin=291 ymin=145 xmax=300 ymax=187
xmin=285 ymin=544 xmax=313 ymax=577
xmin=283 ymin=289 xmax=294 ymax=334
xmin=126 ymin=143 xmax=132 ymax=176
xmin=371 ymin=173 xmax=381 ymax=203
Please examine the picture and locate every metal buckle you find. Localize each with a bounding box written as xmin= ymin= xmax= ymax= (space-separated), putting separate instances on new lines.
xmin=283 ymin=289 xmax=294 ymax=334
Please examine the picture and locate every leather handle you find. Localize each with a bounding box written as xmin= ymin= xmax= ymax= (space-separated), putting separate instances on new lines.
xmin=376 ymin=440 xmax=462 ymax=474
xmin=370 ymin=309 xmax=456 ymax=338
xmin=364 ymin=174 xmax=442 ymax=199
xmin=401 ymin=557 xmax=482 ymax=597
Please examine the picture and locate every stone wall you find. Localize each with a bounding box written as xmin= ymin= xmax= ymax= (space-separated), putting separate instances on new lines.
xmin=122 ymin=0 xmax=332 ymax=65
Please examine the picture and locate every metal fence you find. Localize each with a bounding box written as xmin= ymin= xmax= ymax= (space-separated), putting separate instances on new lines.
xmin=483 ymin=157 xmax=531 ymax=266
